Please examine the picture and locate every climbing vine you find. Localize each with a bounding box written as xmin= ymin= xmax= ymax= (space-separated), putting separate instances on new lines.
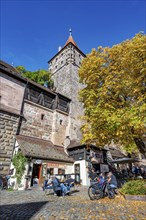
xmin=12 ymin=151 xmax=27 ymax=185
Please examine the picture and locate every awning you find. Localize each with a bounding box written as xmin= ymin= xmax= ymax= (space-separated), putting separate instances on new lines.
xmin=110 ymin=157 xmax=141 ymax=164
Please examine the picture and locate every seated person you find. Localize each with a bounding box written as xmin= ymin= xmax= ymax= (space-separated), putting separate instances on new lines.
xmin=52 ymin=175 xmax=70 ymax=196
xmin=88 ymin=168 xmax=98 ymax=185
xmin=51 ymin=175 xmax=61 ymax=193
xmin=107 ymin=172 xmax=118 ymax=189
xmin=60 ymin=183 xmax=70 ymax=195
xmin=65 ymin=175 xmax=75 ymax=187
xmin=97 ymin=173 xmax=105 ymax=189
xmin=43 ymin=175 xmax=53 ymax=191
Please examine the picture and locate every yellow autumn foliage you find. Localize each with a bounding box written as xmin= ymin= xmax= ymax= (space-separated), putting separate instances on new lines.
xmin=79 ymin=33 xmax=146 ymax=155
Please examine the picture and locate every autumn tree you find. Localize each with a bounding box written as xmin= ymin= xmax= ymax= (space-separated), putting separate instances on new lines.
xmin=16 ymin=66 xmax=54 ymax=88
xmin=79 ymin=33 xmax=146 ymax=156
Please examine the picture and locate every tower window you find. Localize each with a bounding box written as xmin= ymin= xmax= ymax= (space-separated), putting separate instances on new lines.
xmin=55 ymin=65 xmax=57 ymax=69
xmin=60 ymin=119 xmax=63 ymax=125
xmin=41 ymin=114 xmax=45 ymax=120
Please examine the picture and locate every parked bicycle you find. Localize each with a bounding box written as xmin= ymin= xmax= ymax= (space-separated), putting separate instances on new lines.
xmin=0 ymin=175 xmax=8 ymax=190
xmin=88 ymin=180 xmax=117 ymax=200
xmin=0 ymin=175 xmax=11 ymax=191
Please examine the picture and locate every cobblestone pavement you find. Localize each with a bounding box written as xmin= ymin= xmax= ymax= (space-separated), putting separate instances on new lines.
xmin=0 ymin=186 xmax=146 ymax=220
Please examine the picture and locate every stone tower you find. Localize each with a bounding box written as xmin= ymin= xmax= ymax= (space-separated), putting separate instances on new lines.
xmin=48 ymin=30 xmax=86 ymax=144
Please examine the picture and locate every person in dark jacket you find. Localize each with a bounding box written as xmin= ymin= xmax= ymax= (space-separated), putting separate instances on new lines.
xmin=65 ymin=175 xmax=75 ymax=187
xmin=107 ymin=172 xmax=118 ymax=188
xmin=88 ymin=168 xmax=98 ymax=181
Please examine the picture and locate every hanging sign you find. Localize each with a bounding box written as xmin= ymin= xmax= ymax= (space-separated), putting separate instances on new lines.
xmin=34 ymin=160 xmax=42 ymax=164
xmin=47 ymin=162 xmax=66 ymax=168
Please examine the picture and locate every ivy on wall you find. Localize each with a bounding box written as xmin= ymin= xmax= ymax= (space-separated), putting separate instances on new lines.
xmin=12 ymin=151 xmax=27 ymax=185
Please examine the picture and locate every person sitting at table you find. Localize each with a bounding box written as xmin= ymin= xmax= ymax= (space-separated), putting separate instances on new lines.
xmin=52 ymin=175 xmax=70 ymax=196
xmin=65 ymin=175 xmax=75 ymax=188
xmin=43 ymin=175 xmax=53 ymax=191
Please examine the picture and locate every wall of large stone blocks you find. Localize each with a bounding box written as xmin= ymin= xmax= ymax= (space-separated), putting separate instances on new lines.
xmin=0 ymin=73 xmax=25 ymax=115
xmin=49 ymin=45 xmax=85 ymax=142
xmin=51 ymin=63 xmax=72 ymax=97
xmin=0 ymin=111 xmax=19 ymax=175
xmin=51 ymin=110 xmax=69 ymax=146
xmin=20 ymin=100 xmax=53 ymax=141
xmin=50 ymin=46 xmax=84 ymax=100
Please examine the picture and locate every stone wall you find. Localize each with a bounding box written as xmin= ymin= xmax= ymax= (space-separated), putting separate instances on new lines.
xmin=49 ymin=44 xmax=85 ymax=142
xmin=20 ymin=100 xmax=53 ymax=140
xmin=0 ymin=111 xmax=19 ymax=175
xmin=0 ymin=72 xmax=25 ymax=115
xmin=51 ymin=110 xmax=69 ymax=146
xmin=20 ymin=100 xmax=70 ymax=146
xmin=50 ymin=46 xmax=85 ymax=100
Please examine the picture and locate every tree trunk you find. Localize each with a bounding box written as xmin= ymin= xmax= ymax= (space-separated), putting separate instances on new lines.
xmin=134 ymin=138 xmax=146 ymax=157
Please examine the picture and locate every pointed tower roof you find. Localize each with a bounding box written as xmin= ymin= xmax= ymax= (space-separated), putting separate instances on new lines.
xmin=65 ymin=29 xmax=78 ymax=47
xmin=48 ymin=29 xmax=85 ymax=63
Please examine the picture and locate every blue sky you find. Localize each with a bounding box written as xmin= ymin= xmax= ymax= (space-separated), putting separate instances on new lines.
xmin=1 ymin=0 xmax=145 ymax=71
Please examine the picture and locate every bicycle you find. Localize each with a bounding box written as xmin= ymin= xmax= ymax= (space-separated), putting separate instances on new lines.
xmin=88 ymin=180 xmax=117 ymax=200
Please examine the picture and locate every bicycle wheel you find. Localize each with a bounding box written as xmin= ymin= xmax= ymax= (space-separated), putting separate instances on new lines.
xmin=88 ymin=185 xmax=101 ymax=200
xmin=0 ymin=179 xmax=3 ymax=191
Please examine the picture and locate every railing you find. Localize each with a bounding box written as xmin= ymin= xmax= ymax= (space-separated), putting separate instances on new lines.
xmin=55 ymin=173 xmax=81 ymax=184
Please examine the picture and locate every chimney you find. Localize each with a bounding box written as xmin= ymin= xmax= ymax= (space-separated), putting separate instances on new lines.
xmin=58 ymin=46 xmax=62 ymax=52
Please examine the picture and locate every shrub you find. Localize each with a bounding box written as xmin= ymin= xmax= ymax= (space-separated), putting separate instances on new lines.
xmin=12 ymin=151 xmax=27 ymax=185
xmin=120 ymin=180 xmax=146 ymax=195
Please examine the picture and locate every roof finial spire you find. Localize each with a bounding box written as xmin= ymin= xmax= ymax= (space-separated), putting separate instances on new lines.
xmin=65 ymin=29 xmax=78 ymax=48
xmin=69 ymin=28 xmax=72 ymax=36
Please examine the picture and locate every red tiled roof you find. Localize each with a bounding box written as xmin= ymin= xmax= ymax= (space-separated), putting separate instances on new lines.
xmin=64 ymin=35 xmax=78 ymax=48
xmin=48 ymin=36 xmax=86 ymax=63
